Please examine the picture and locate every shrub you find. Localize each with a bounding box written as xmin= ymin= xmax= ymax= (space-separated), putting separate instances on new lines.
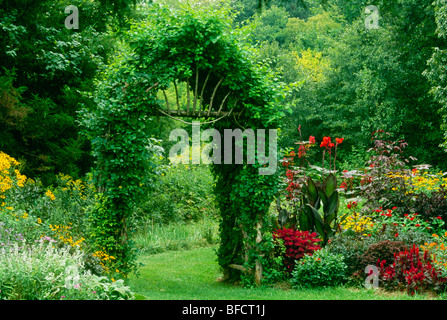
xmin=378 ymin=244 xmax=447 ymax=295
xmin=410 ymin=186 xmax=447 ymax=227
xmin=9 ymin=173 xmax=96 ymax=237
xmin=327 ymin=232 xmax=370 ymax=277
xmin=0 ymin=240 xmax=134 ymax=300
xmin=273 ymin=228 xmax=322 ymax=273
xmin=133 ymin=163 xmax=218 ymax=225
xmin=291 ymin=247 xmax=348 ymax=288
xmin=359 ymin=130 xmax=415 ymax=213
xmin=359 ymin=240 xmax=408 ymax=271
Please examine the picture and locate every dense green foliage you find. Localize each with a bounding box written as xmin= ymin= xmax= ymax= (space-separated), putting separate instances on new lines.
xmin=78 ymin=2 xmax=284 ymax=283
xmin=245 ymin=0 xmax=447 ymax=169
xmin=4 ymin=0 xmax=447 ymax=299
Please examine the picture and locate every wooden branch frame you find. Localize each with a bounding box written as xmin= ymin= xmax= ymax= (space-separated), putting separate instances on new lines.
xmin=152 ymin=71 xmax=238 ymax=125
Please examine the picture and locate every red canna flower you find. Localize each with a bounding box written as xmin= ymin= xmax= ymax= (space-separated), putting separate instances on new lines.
xmin=309 ymin=136 xmax=315 ymax=145
xmin=322 ymin=137 xmax=334 ymax=147
xmin=335 ymin=137 xmax=344 ymax=145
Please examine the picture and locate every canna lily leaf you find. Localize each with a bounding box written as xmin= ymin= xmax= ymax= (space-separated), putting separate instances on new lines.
xmin=307 ymin=176 xmax=319 ymax=207
xmin=299 ymin=206 xmax=313 ymax=231
xmin=324 ymin=173 xmax=337 ymax=198
xmin=325 ymin=191 xmax=339 ymax=218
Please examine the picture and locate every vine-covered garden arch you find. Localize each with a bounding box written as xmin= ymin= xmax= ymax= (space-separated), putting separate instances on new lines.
xmin=80 ymin=3 xmax=284 ymax=285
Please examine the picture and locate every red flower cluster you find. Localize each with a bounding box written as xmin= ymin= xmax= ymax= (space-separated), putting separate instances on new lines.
xmin=378 ymin=244 xmax=447 ymax=295
xmin=379 ymin=208 xmax=393 ymax=218
xmin=273 ymin=228 xmax=322 ymax=273
xmin=320 ymin=136 xmax=334 ymax=148
xmin=346 ymin=201 xmax=358 ymax=209
xmin=319 ymin=137 xmax=343 ymax=148
xmin=320 ymin=136 xmax=343 ymax=155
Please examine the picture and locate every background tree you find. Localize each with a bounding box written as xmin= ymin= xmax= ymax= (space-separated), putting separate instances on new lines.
xmin=266 ymin=0 xmax=447 ymax=169
xmin=425 ymin=0 xmax=447 ymax=152
xmin=0 ymin=0 xmax=139 ymax=184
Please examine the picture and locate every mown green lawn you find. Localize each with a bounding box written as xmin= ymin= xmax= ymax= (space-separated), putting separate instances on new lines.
xmin=129 ymin=246 xmax=436 ymax=300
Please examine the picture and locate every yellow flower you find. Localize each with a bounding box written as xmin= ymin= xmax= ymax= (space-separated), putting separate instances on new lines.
xmin=45 ymin=190 xmax=56 ymax=201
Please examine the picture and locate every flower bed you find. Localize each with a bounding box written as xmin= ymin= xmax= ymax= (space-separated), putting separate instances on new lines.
xmin=0 ymin=151 xmax=134 ymax=300
xmin=272 ymin=129 xmax=447 ymax=296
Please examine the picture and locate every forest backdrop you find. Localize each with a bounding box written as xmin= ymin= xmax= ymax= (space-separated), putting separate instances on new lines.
xmin=2 ymin=0 xmax=447 ymax=184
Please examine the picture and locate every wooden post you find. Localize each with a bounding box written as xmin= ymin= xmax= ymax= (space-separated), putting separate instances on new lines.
xmin=254 ymin=219 xmax=263 ymax=286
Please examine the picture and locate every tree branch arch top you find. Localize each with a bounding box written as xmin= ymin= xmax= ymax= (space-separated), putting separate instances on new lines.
xmin=122 ymin=5 xmax=281 ymax=128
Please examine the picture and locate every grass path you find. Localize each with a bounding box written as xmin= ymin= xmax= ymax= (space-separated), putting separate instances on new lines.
xmin=129 ymin=246 xmax=433 ymax=300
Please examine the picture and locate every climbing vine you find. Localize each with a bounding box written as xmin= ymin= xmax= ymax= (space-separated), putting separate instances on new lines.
xmin=80 ymin=2 xmax=285 ymax=284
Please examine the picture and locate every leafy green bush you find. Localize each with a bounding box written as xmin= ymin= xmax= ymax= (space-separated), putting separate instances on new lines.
xmin=134 ymin=163 xmax=218 ymax=225
xmin=327 ymin=232 xmax=370 ymax=277
xmin=291 ymin=247 xmax=348 ymax=288
xmin=7 ymin=173 xmax=96 ymax=237
xmin=0 ymin=240 xmax=134 ymax=300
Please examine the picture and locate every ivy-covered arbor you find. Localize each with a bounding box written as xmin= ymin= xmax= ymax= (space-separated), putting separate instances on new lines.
xmin=80 ymin=3 xmax=284 ymax=285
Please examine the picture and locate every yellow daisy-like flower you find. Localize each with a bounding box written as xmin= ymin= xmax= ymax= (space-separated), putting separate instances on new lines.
xmin=45 ymin=190 xmax=56 ymax=201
